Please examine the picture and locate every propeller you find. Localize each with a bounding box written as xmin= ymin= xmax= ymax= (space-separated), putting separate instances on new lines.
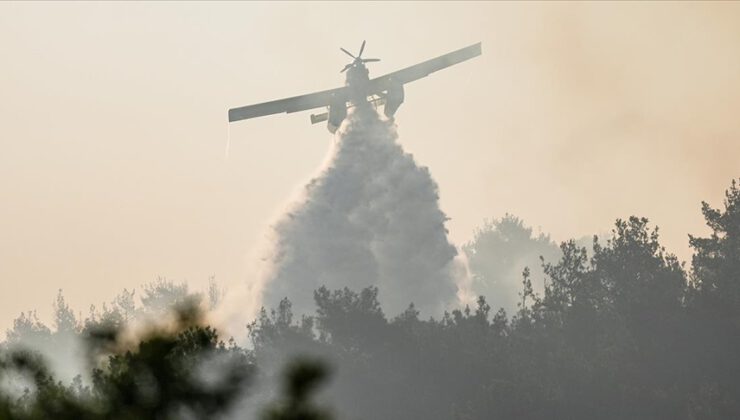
xmin=339 ymin=40 xmax=380 ymax=72
xmin=340 ymin=47 xmax=355 ymax=59
xmin=358 ymin=40 xmax=366 ymax=57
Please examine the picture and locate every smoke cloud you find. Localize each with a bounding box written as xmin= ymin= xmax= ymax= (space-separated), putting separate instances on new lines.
xmin=259 ymin=104 xmax=459 ymax=317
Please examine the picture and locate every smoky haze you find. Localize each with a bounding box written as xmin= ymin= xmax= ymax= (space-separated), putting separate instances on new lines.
xmin=1 ymin=1 xmax=739 ymax=357
xmin=0 ymin=3 xmax=739 ymax=416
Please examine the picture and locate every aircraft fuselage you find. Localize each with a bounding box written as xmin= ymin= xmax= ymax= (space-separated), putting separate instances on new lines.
xmin=326 ymin=62 xmax=404 ymax=133
xmin=345 ymin=62 xmax=371 ymax=104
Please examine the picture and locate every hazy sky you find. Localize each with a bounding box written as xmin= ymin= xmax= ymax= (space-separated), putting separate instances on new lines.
xmin=1 ymin=2 xmax=738 ymax=332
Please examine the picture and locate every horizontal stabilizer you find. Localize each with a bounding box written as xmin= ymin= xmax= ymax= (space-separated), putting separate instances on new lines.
xmin=310 ymin=113 xmax=329 ymax=124
xmin=310 ymin=95 xmax=387 ymax=125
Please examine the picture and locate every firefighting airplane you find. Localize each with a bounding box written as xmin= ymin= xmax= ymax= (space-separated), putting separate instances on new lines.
xmin=228 ymin=41 xmax=482 ymax=133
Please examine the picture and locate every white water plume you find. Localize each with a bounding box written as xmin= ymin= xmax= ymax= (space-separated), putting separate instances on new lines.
xmin=258 ymin=104 xmax=461 ymax=318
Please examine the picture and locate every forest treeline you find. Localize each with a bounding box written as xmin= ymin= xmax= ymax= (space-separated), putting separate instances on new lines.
xmin=0 ymin=179 xmax=738 ymax=419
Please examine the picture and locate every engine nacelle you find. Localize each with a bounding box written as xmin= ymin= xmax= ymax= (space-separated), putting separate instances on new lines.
xmin=384 ymin=83 xmax=405 ymax=118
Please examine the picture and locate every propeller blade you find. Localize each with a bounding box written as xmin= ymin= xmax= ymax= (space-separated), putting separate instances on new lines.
xmin=361 ymin=58 xmax=380 ymax=63
xmin=340 ymin=47 xmax=355 ymax=59
xmin=340 ymin=63 xmax=353 ymax=73
xmin=358 ymin=40 xmax=366 ymax=57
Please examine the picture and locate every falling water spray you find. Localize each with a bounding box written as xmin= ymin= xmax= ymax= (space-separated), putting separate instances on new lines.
xmin=257 ymin=104 xmax=462 ymax=318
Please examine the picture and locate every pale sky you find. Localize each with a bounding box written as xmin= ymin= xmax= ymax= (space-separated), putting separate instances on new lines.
xmin=1 ymin=2 xmax=739 ymax=332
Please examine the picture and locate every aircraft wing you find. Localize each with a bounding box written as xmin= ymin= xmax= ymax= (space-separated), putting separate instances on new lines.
xmin=228 ymin=86 xmax=347 ymax=123
xmin=368 ymin=42 xmax=482 ymax=92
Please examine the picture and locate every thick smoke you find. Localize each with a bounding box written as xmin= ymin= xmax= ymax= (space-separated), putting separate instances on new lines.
xmin=260 ymin=104 xmax=459 ymax=317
